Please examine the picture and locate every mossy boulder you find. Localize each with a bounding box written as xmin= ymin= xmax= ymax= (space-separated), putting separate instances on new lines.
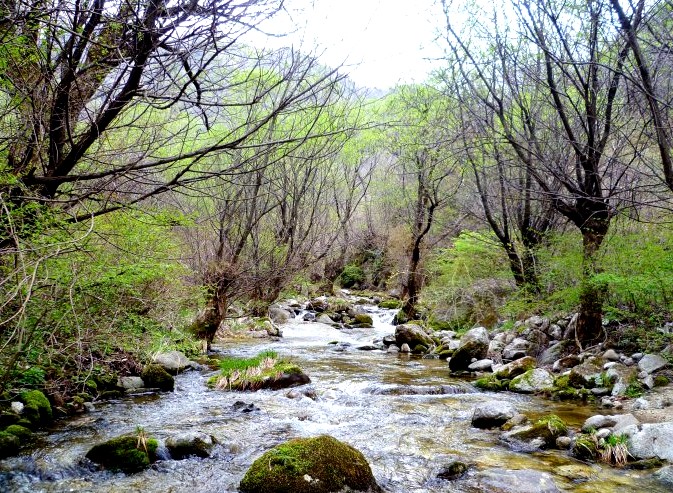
xmin=509 ymin=369 xmax=554 ymax=393
xmin=353 ymin=313 xmax=374 ymax=327
xmin=4 ymin=424 xmax=32 ymax=440
xmin=85 ymin=434 xmax=158 ymax=473
xmin=19 ymin=390 xmax=52 ymax=426
xmin=494 ymin=356 xmax=536 ymax=380
xmin=0 ymin=431 xmax=20 ymax=459
xmin=568 ymin=359 xmax=603 ymax=389
xmin=504 ymin=414 xmax=568 ymax=450
xmin=239 ymin=435 xmax=382 ymax=493
xmin=395 ymin=324 xmax=433 ymax=349
xmin=141 ymin=364 xmax=175 ymax=391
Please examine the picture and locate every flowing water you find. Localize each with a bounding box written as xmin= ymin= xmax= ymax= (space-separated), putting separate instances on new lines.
xmin=0 ymin=308 xmax=668 ymax=492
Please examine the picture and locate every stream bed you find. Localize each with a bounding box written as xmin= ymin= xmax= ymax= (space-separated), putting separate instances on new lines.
xmin=0 ymin=308 xmax=669 ymax=492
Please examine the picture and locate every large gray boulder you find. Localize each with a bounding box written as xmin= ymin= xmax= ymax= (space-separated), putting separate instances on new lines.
xmin=469 ymin=468 xmax=560 ymax=493
xmin=655 ymin=465 xmax=673 ymax=487
xmin=502 ymin=338 xmax=531 ymax=361
xmin=638 ymin=354 xmax=669 ymax=374
xmin=153 ymin=350 xmax=192 ymax=375
xmin=581 ymin=414 xmax=639 ymax=433
xmin=449 ymin=327 xmax=489 ymax=371
xmin=509 ymin=369 xmax=554 ymax=393
xmin=268 ymin=307 xmax=290 ymax=324
xmin=471 ymin=401 xmax=517 ymax=429
xmin=395 ymin=324 xmax=434 ymax=349
xmin=538 ymin=342 xmax=568 ymax=366
xmin=568 ymin=358 xmax=603 ymax=388
xmin=622 ymin=422 xmax=673 ymax=461
xmin=117 ymin=376 xmax=144 ymax=390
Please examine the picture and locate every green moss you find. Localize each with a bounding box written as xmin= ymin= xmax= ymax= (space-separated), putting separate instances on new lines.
xmin=551 ymin=374 xmax=588 ymax=400
xmin=378 ymin=299 xmax=401 ymax=309
xmin=4 ymin=424 xmax=32 ymax=440
xmin=412 ymin=344 xmax=427 ymax=354
xmin=0 ymin=431 xmax=20 ymax=459
xmin=239 ymin=435 xmax=381 ymax=493
xmin=654 ymin=375 xmax=670 ymax=387
xmin=353 ymin=313 xmax=373 ymax=326
xmin=20 ymin=389 xmax=52 ymax=425
xmin=474 ymin=374 xmax=508 ymax=391
xmin=509 ymin=414 xmax=567 ymax=447
xmin=85 ymin=435 xmax=158 ymax=473
xmin=141 ymin=364 xmax=175 ymax=391
xmin=438 ymin=349 xmax=454 ymax=360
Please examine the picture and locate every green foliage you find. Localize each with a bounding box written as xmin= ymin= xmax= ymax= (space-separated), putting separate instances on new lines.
xmin=423 ymin=231 xmax=512 ymax=328
xmin=339 ymin=264 xmax=364 ymax=288
xmin=16 ymin=367 xmax=46 ymax=387
xmin=0 ymin=207 xmax=202 ymax=399
xmin=208 ymin=351 xmax=304 ymax=391
xmin=216 ymin=351 xmax=278 ymax=373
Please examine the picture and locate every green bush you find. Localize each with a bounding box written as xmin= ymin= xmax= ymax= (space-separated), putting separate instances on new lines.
xmin=339 ymin=264 xmax=365 ymax=288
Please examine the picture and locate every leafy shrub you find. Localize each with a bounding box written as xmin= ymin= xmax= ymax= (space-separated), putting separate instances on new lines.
xmin=339 ymin=264 xmax=364 ymax=288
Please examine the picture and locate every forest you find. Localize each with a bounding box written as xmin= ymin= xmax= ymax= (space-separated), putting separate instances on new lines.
xmin=2 ymin=0 xmax=673 ymax=482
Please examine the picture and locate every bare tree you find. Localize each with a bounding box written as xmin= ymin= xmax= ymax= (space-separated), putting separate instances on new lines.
xmin=443 ymin=0 xmax=649 ymax=345
xmin=383 ymin=84 xmax=462 ymax=320
xmin=0 ymin=0 xmax=348 ymax=236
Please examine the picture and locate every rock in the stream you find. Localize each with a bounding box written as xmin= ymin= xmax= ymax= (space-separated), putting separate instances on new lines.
xmin=468 ymin=359 xmax=493 ymax=372
xmin=568 ymin=359 xmax=603 ymax=388
xmin=141 ymin=364 xmax=174 ymax=391
xmin=449 ymin=327 xmax=489 ymax=371
xmin=239 ymin=435 xmax=382 ymax=493
xmin=509 ymin=369 xmax=554 ymax=393
xmin=501 ymin=414 xmax=567 ymax=451
xmin=232 ymin=401 xmax=260 ymax=412
xmin=117 ymin=376 xmax=144 ymax=390
xmin=315 ymin=313 xmax=335 ymax=325
xmin=86 ymin=434 xmax=158 ymax=473
xmin=581 ymin=414 xmax=639 ymax=433
xmin=622 ymin=422 xmax=673 ymax=461
xmin=638 ymin=354 xmax=669 ymax=374
xmin=268 ymin=307 xmax=290 ymax=324
xmin=0 ymin=432 xmax=20 ymax=459
xmin=152 ymin=350 xmax=192 ymax=375
xmin=501 ymin=338 xmax=531 ymax=361
xmin=468 ymin=468 xmax=561 ymax=493
xmin=436 ymin=460 xmax=469 ymax=480
xmin=494 ymin=356 xmax=535 ymax=380
xmin=655 ymin=465 xmax=673 ymax=487
xmin=166 ymin=432 xmax=218 ymax=459
xmin=395 ymin=324 xmax=434 ymax=349
xmin=471 ymin=401 xmax=517 ymax=429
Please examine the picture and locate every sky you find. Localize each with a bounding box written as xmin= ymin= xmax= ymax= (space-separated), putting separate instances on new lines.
xmin=250 ymin=0 xmax=447 ymax=90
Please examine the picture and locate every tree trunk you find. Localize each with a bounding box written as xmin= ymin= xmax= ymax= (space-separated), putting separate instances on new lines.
xmin=574 ymin=223 xmax=609 ymax=347
xmin=401 ymin=239 xmax=422 ymax=320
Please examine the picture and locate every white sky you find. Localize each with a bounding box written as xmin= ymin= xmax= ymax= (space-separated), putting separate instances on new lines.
xmin=250 ymin=0 xmax=447 ymax=89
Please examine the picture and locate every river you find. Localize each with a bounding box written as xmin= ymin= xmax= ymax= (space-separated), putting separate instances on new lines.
xmin=0 ymin=307 xmax=668 ymax=492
